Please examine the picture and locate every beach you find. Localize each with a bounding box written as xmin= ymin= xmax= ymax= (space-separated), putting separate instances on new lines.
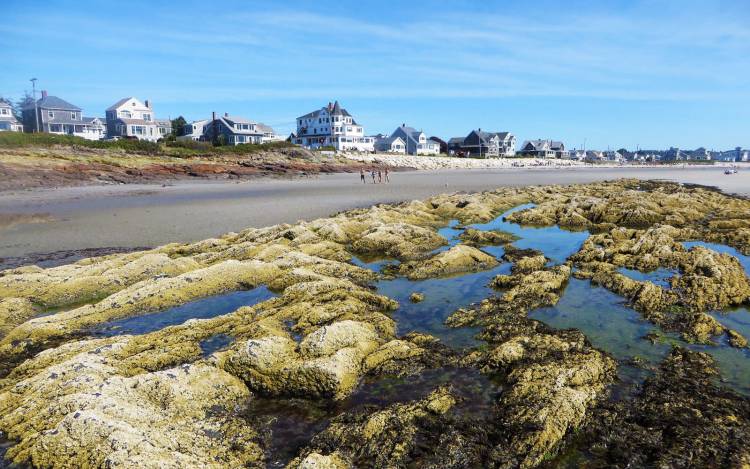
xmin=1 ymin=165 xmax=748 ymax=265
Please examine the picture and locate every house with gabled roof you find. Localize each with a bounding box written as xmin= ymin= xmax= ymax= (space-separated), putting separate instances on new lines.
xmin=201 ymin=113 xmax=280 ymax=145
xmin=21 ymin=91 xmax=104 ymax=140
xmin=373 ymin=135 xmax=406 ymax=153
xmin=519 ymin=139 xmax=566 ymax=158
xmin=105 ymin=97 xmax=171 ymax=141
xmin=293 ymin=101 xmax=374 ymax=152
xmin=0 ymin=99 xmax=22 ymax=132
xmin=448 ymin=129 xmax=516 ymax=157
xmin=390 ymin=124 xmax=440 ymax=155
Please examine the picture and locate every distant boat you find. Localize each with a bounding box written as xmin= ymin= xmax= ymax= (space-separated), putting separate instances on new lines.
xmin=725 ymin=166 xmax=738 ymax=175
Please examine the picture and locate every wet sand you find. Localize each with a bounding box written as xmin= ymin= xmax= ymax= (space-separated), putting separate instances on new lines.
xmin=1 ymin=166 xmax=748 ymax=262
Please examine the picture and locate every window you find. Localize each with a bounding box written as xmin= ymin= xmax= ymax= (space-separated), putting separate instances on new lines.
xmin=121 ymin=111 xmax=132 ymax=118
xmin=0 ymin=108 xmax=7 ymax=115
xmin=48 ymin=111 xmax=54 ymax=118
xmin=71 ymin=112 xmax=76 ymax=120
xmin=132 ymin=125 xmax=145 ymax=135
xmin=143 ymin=114 xmax=151 ymax=122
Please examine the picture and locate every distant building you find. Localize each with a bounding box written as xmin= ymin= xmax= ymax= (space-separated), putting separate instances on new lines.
xmin=430 ymin=136 xmax=448 ymax=154
xmin=292 ymin=101 xmax=374 ymax=151
xmin=584 ymin=150 xmax=605 ymax=162
xmin=519 ymin=139 xmax=566 ymax=158
xmin=201 ymin=113 xmax=280 ymax=145
xmin=567 ymin=149 xmax=585 ymax=161
xmin=178 ymin=119 xmax=211 ymax=142
xmin=604 ymin=150 xmax=624 ymax=162
xmin=390 ymin=124 xmax=440 ymax=155
xmin=21 ymin=92 xmax=103 ymax=140
xmin=448 ymin=129 xmax=516 ymax=157
xmin=0 ymin=100 xmax=22 ymax=132
xmin=691 ymin=147 xmax=712 ymax=161
xmin=715 ymin=147 xmax=749 ymax=162
xmin=106 ymin=97 xmax=171 ymax=141
xmin=373 ymin=135 xmax=406 ymax=153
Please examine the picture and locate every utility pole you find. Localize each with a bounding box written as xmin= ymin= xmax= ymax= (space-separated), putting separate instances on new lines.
xmin=30 ymin=78 xmax=39 ymax=132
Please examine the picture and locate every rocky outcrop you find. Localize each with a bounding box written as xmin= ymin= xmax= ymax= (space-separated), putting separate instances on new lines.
xmin=398 ymin=245 xmax=499 ymax=280
xmin=575 ymin=348 xmax=750 ymax=468
xmin=458 ymin=228 xmax=517 ymax=247
xmin=0 ymin=346 xmax=261 ymax=468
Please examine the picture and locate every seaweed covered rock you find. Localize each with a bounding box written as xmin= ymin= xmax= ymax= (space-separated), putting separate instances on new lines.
xmin=398 ymin=245 xmax=499 ymax=280
xmin=574 ymin=348 xmax=750 ymax=467
xmin=458 ymin=228 xmax=517 ymax=247
xmin=351 ymin=223 xmax=446 ymax=261
xmin=0 ymin=297 xmax=36 ymax=338
xmin=0 ymin=251 xmax=200 ymax=308
xmin=221 ymin=320 xmax=383 ymax=399
xmin=0 ymin=348 xmax=261 ymax=468
xmin=288 ymin=387 xmax=467 ymax=468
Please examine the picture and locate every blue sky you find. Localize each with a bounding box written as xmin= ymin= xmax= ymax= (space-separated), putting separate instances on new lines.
xmin=1 ymin=0 xmax=748 ymax=150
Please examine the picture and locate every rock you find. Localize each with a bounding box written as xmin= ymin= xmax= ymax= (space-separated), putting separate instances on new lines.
xmin=399 ymin=245 xmax=499 ymax=280
xmin=351 ymin=223 xmax=446 ymax=260
xmin=409 ymin=292 xmax=425 ymax=303
xmin=0 ymin=297 xmax=36 ymax=338
xmin=511 ymin=254 xmax=547 ymax=274
xmin=728 ymin=329 xmax=748 ymax=348
xmin=576 ymin=348 xmax=750 ymax=468
xmin=0 ymin=351 xmax=261 ymax=468
xmin=458 ymin=228 xmax=517 ymax=246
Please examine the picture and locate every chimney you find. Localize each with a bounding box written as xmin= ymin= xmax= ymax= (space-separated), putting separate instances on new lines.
xmin=402 ymin=123 xmax=405 ymax=127
xmin=224 ymin=112 xmax=229 ymax=117
xmin=145 ymin=99 xmax=151 ymax=108
xmin=41 ymin=90 xmax=48 ymax=99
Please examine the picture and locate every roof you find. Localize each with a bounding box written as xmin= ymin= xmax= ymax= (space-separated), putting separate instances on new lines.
xmin=298 ymin=101 xmax=354 ymax=120
xmin=106 ymin=97 xmax=150 ymax=112
xmin=24 ymin=95 xmax=81 ymax=111
xmin=475 ymin=130 xmax=512 ymax=143
xmin=375 ymin=136 xmax=403 ymax=145
xmin=82 ymin=116 xmax=105 ymax=124
xmin=223 ymin=115 xmax=256 ymax=125
xmin=448 ymin=137 xmax=465 ymax=144
xmin=256 ymin=123 xmax=275 ymax=134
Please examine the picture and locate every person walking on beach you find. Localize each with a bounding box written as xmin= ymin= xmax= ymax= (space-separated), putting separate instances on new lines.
xmin=377 ymin=170 xmax=382 ymax=183
xmin=384 ymin=167 xmax=390 ymax=183
xmin=360 ymin=169 xmax=366 ymax=184
xmin=371 ymin=170 xmax=376 ymax=184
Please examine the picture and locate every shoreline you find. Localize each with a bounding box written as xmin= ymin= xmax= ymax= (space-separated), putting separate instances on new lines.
xmin=1 ymin=165 xmax=749 ymax=264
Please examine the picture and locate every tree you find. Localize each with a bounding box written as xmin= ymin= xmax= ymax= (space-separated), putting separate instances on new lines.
xmin=171 ymin=116 xmax=187 ymax=137
xmin=14 ymin=92 xmax=34 ymax=120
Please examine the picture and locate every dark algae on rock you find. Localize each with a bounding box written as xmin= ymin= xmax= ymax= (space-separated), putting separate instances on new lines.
xmin=1 ymin=179 xmax=750 ymax=468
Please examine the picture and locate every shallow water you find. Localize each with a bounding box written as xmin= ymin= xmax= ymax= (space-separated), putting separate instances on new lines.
xmin=245 ymin=367 xmax=500 ymax=468
xmin=199 ymin=333 xmax=234 ymax=356
xmin=90 ymin=287 xmax=275 ymax=336
xmin=683 ymin=240 xmax=750 ymax=274
xmin=470 ymin=204 xmax=590 ymax=264
xmin=617 ymin=266 xmax=678 ymax=288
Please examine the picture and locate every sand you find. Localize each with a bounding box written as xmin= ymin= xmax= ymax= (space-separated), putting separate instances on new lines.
xmin=0 ymin=165 xmax=748 ymax=263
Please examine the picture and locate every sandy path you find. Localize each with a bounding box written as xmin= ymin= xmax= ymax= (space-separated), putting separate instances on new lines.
xmin=0 ymin=166 xmax=748 ymax=261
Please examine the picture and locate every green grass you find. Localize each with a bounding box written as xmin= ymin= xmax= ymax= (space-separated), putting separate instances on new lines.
xmin=0 ymin=132 xmax=295 ymax=157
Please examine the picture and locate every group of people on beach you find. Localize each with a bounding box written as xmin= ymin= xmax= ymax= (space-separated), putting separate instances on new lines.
xmin=360 ymin=168 xmax=390 ymax=184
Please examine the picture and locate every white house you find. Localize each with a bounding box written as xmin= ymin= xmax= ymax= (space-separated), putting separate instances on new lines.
xmin=0 ymin=100 xmax=22 ymax=132
xmin=106 ymin=97 xmax=171 ymax=141
xmin=292 ymin=101 xmax=374 ymax=152
xmin=21 ymin=92 xmax=104 ymax=140
xmin=80 ymin=117 xmax=107 ymax=140
xmin=374 ymin=135 xmax=406 ymax=153
xmin=390 ymin=124 xmax=440 ymax=155
xmin=178 ymin=119 xmax=211 ymax=141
